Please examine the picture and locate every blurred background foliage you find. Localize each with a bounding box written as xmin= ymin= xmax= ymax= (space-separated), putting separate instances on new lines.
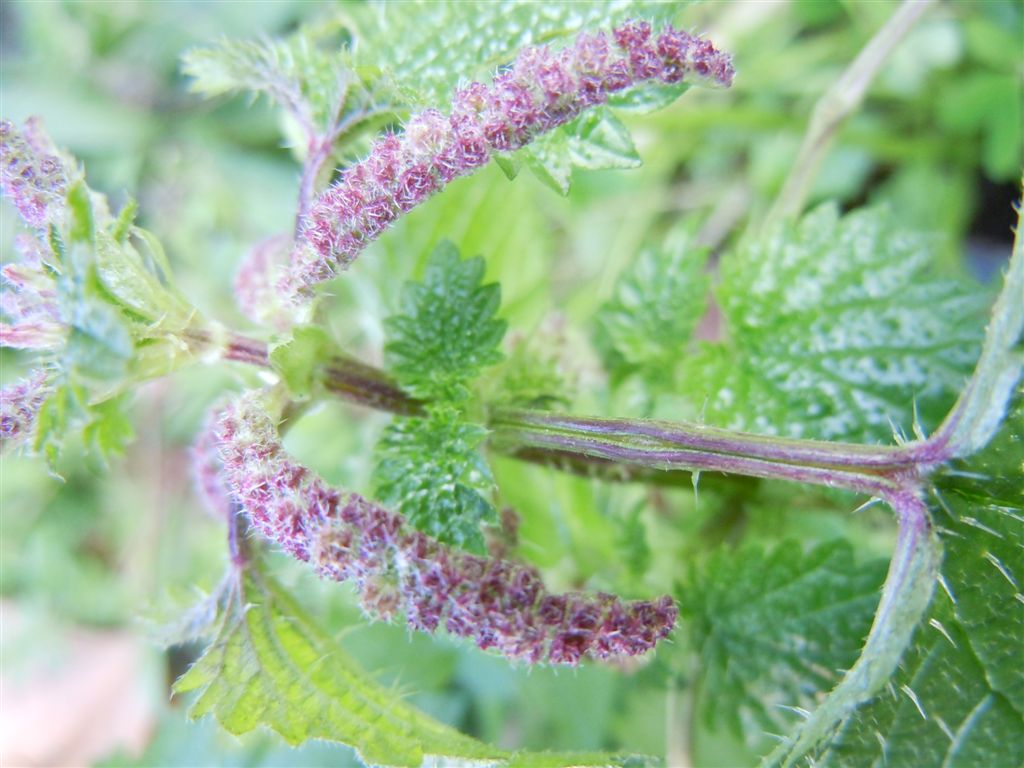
xmin=1 ymin=0 xmax=1020 ymax=766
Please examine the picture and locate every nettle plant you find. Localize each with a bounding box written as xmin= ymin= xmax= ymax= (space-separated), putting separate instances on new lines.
xmin=2 ymin=2 xmax=1022 ymax=767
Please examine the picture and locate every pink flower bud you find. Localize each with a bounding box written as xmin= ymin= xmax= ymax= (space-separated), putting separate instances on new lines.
xmin=0 ymin=118 xmax=69 ymax=229
xmin=0 ymin=369 xmax=50 ymax=450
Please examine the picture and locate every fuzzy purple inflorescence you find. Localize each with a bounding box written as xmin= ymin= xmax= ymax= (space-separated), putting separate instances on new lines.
xmin=1 ymin=235 xmax=64 ymax=350
xmin=214 ymin=393 xmax=678 ymax=665
xmin=283 ymin=19 xmax=733 ymax=299
xmin=0 ymin=369 xmax=50 ymax=449
xmin=233 ymin=233 xmax=296 ymax=331
xmin=0 ymin=118 xmax=69 ymax=230
xmin=192 ymin=407 xmax=235 ymax=522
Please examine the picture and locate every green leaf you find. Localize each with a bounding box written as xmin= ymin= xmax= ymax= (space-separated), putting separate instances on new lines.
xmin=521 ymin=109 xmax=643 ymax=196
xmin=685 ymin=204 xmax=987 ymax=443
xmin=270 ymin=326 xmax=339 ymax=398
xmin=174 ymin=565 xmax=502 ymax=767
xmin=678 ymin=540 xmax=887 ymax=742
xmin=373 ymin=406 xmax=496 ymax=552
xmin=176 ymin=562 xmax=649 ymax=767
xmin=32 ymin=384 xmax=134 ymax=469
xmin=594 ymin=235 xmax=709 ymax=388
xmin=384 ymin=241 xmax=506 ymax=402
xmin=182 ymin=19 xmax=370 ymax=135
xmin=355 ymin=1 xmax=678 ymax=109
xmin=818 ymin=392 xmax=1024 ymax=767
xmin=66 ymin=181 xmax=95 ymax=245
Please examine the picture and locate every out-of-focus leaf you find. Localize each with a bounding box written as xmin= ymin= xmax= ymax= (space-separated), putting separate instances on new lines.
xmin=594 ymin=234 xmax=709 ymax=388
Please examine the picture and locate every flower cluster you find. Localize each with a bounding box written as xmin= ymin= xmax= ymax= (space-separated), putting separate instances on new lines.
xmin=0 ymin=369 xmax=50 ymax=450
xmin=284 ymin=19 xmax=734 ymax=299
xmin=1 ymin=234 xmax=63 ymax=351
xmin=215 ymin=393 xmax=678 ymax=665
xmin=0 ymin=118 xmax=69 ymax=230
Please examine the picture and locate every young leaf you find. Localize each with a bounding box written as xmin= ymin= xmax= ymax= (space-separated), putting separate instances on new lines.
xmin=373 ymin=406 xmax=496 ymax=553
xmin=818 ymin=392 xmax=1024 ymax=767
xmin=684 ymin=204 xmax=987 ymax=443
xmin=677 ymin=540 xmax=886 ymax=742
xmin=594 ymin=235 xmax=709 ymax=388
xmin=384 ymin=241 xmax=506 ymax=402
xmin=182 ymin=19 xmax=373 ymax=137
xmin=269 ymin=326 xmax=339 ymax=398
xmin=176 ymin=560 xmax=654 ymax=768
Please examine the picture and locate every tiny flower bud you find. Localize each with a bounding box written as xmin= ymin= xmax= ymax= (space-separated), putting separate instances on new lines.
xmin=0 ymin=369 xmax=50 ymax=451
xmin=0 ymin=118 xmax=70 ymax=229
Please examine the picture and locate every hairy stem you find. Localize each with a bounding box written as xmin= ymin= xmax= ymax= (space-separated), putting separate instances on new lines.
xmin=766 ymin=0 xmax=934 ymax=225
xmin=762 ymin=489 xmax=941 ymax=767
xmin=201 ymin=328 xmax=957 ymax=494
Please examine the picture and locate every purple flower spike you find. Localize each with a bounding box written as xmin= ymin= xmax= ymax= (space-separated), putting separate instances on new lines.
xmin=1 ymin=234 xmax=64 ymax=350
xmin=0 ymin=369 xmax=50 ymax=451
xmin=215 ymin=393 xmax=678 ymax=666
xmin=0 ymin=118 xmax=70 ymax=230
xmin=283 ymin=19 xmax=733 ymax=300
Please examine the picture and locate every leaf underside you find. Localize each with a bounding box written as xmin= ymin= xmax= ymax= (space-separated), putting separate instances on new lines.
xmin=175 ymin=563 xmax=654 ymax=768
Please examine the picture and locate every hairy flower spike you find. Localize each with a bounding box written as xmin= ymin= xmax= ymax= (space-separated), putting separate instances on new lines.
xmin=284 ymin=20 xmax=733 ymax=300
xmin=0 ymin=118 xmax=69 ymax=229
xmin=0 ymin=369 xmax=50 ymax=450
xmin=216 ymin=393 xmax=678 ymax=665
xmin=1 ymin=234 xmax=63 ymax=350
xmin=233 ymin=233 xmax=295 ymax=331
xmin=191 ymin=407 xmax=234 ymax=521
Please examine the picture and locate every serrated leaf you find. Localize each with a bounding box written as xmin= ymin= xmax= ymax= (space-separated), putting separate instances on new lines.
xmin=818 ymin=392 xmax=1024 ymax=767
xmin=521 ymin=109 xmax=642 ymax=196
xmin=356 ymin=1 xmax=677 ymax=109
xmin=685 ymin=204 xmax=987 ymax=443
xmin=373 ymin=406 xmax=496 ymax=552
xmin=182 ymin=20 xmax=370 ymax=136
xmin=567 ymin=109 xmax=642 ymax=171
xmin=594 ymin=236 xmax=709 ymax=388
xmin=176 ymin=562 xmax=648 ymax=768
xmin=174 ymin=565 xmax=501 ymax=767
xmin=384 ymin=241 xmax=506 ymax=402
xmin=678 ymin=540 xmax=886 ymax=741
xmin=32 ymin=383 xmax=134 ymax=468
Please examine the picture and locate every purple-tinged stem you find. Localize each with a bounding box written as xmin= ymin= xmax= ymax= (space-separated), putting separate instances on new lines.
xmin=765 ymin=486 xmax=941 ymax=766
xmin=492 ymin=423 xmax=901 ymax=499
xmin=493 ymin=409 xmax=953 ymax=471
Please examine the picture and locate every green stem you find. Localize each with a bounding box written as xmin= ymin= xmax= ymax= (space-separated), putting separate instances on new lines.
xmin=765 ymin=0 xmax=934 ymax=226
